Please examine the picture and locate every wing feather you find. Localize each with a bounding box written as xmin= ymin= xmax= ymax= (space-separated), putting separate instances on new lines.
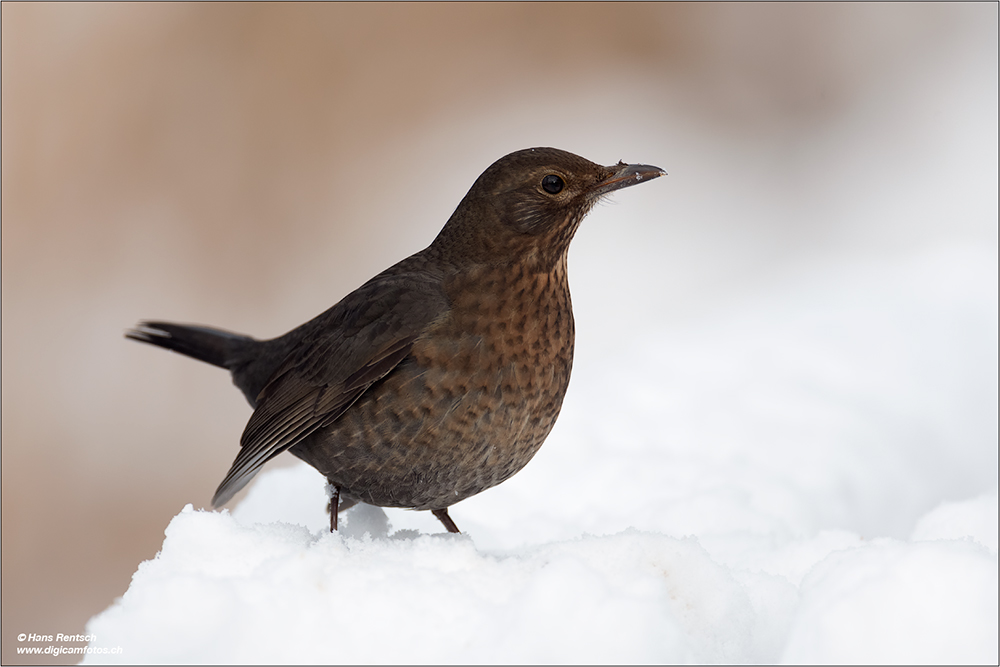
xmin=211 ymin=273 xmax=448 ymax=506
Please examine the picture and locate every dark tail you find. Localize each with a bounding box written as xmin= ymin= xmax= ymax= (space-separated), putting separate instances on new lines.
xmin=125 ymin=321 xmax=254 ymax=370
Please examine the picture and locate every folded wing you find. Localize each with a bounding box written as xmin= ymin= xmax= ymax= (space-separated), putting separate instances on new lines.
xmin=212 ymin=274 xmax=449 ymax=506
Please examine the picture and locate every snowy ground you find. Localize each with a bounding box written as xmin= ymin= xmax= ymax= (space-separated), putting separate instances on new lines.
xmin=83 ymin=242 xmax=997 ymax=664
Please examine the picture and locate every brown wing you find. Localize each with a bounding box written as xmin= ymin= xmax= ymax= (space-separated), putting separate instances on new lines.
xmin=212 ymin=274 xmax=449 ymax=507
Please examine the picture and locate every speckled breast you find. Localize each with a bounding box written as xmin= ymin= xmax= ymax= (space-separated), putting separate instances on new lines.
xmin=291 ymin=259 xmax=575 ymax=510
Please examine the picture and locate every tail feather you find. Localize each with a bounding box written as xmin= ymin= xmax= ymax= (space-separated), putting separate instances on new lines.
xmin=125 ymin=321 xmax=253 ymax=370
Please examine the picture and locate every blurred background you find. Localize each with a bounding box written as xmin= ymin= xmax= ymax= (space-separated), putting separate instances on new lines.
xmin=2 ymin=3 xmax=996 ymax=664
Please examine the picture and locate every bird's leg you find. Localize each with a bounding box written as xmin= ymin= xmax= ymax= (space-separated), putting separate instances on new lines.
xmin=329 ymin=485 xmax=340 ymax=532
xmin=432 ymin=508 xmax=461 ymax=533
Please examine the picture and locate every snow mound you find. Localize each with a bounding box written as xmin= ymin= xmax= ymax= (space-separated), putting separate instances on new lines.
xmin=84 ymin=466 xmax=997 ymax=664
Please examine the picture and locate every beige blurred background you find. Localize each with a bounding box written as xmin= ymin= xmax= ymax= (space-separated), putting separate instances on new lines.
xmin=2 ymin=3 xmax=996 ymax=664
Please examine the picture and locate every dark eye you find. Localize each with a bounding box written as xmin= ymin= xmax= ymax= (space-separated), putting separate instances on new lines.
xmin=541 ymin=174 xmax=564 ymax=194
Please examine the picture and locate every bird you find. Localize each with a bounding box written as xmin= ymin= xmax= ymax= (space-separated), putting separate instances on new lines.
xmin=127 ymin=147 xmax=665 ymax=534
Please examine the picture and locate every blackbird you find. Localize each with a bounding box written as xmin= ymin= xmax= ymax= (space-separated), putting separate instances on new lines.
xmin=127 ymin=147 xmax=665 ymax=533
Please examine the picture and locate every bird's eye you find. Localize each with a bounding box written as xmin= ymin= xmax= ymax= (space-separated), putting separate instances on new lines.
xmin=541 ymin=174 xmax=564 ymax=194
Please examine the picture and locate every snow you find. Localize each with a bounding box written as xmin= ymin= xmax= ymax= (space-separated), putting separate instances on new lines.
xmin=83 ymin=244 xmax=997 ymax=664
xmin=784 ymin=538 xmax=997 ymax=664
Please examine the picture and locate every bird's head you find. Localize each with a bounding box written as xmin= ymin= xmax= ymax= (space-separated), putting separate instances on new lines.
xmin=432 ymin=147 xmax=665 ymax=269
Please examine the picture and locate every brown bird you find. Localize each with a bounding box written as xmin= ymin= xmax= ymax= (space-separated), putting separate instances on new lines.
xmin=127 ymin=147 xmax=665 ymax=533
